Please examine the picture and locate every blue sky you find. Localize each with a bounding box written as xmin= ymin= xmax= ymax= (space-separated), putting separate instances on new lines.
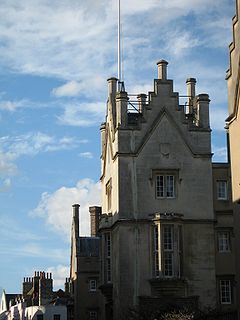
xmin=0 ymin=0 xmax=235 ymax=294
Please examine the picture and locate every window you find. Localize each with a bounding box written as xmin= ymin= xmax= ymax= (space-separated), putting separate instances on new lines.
xmin=153 ymin=225 xmax=160 ymax=277
xmin=104 ymin=233 xmax=112 ymax=283
xmin=220 ymin=280 xmax=232 ymax=304
xmin=153 ymin=223 xmax=182 ymax=279
xmin=218 ymin=231 xmax=230 ymax=252
xmin=53 ymin=315 xmax=61 ymax=320
xmin=217 ymin=180 xmax=228 ymax=200
xmin=163 ymin=225 xmax=174 ymax=277
xmin=89 ymin=279 xmax=97 ymax=292
xmin=156 ymin=175 xmax=175 ymax=198
xmin=89 ymin=311 xmax=98 ymax=320
xmin=106 ymin=179 xmax=112 ymax=211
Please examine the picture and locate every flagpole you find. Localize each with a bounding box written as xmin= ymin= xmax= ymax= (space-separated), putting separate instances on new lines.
xmin=118 ymin=0 xmax=121 ymax=82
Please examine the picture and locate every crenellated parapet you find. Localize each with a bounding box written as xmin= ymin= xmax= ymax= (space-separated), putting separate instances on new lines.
xmin=101 ymin=60 xmax=211 ymax=164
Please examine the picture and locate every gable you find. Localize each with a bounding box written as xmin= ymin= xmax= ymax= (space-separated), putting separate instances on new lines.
xmin=136 ymin=109 xmax=195 ymax=158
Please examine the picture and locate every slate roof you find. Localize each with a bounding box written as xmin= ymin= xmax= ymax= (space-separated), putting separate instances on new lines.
xmin=77 ymin=237 xmax=99 ymax=257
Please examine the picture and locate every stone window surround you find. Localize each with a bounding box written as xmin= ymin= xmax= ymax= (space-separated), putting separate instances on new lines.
xmin=216 ymin=179 xmax=228 ymax=200
xmin=153 ymin=220 xmax=183 ymax=279
xmin=151 ymin=169 xmax=180 ymax=200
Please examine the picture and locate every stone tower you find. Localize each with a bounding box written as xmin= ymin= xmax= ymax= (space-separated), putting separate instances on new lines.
xmin=99 ymin=61 xmax=216 ymax=319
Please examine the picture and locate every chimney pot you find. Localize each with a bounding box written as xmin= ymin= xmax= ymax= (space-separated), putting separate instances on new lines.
xmin=137 ymin=94 xmax=147 ymax=113
xmin=186 ymin=78 xmax=197 ymax=114
xmin=157 ymin=59 xmax=168 ymax=80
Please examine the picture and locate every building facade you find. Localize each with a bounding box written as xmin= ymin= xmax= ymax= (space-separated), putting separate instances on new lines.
xmin=96 ymin=61 xmax=237 ymax=319
xmin=0 ymin=272 xmax=68 ymax=320
xmin=69 ymin=204 xmax=101 ymax=320
xmin=226 ymin=0 xmax=240 ymax=317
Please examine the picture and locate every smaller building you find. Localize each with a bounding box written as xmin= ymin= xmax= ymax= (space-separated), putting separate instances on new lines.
xmin=0 ymin=291 xmax=21 ymax=320
xmin=0 ymin=272 xmax=69 ymax=320
xmin=69 ymin=204 xmax=101 ymax=320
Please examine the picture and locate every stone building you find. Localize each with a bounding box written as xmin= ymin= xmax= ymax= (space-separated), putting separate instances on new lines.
xmin=226 ymin=0 xmax=240 ymax=317
xmin=97 ymin=60 xmax=236 ymax=319
xmin=69 ymin=5 xmax=240 ymax=319
xmin=0 ymin=272 xmax=68 ymax=320
xmin=69 ymin=204 xmax=101 ymax=320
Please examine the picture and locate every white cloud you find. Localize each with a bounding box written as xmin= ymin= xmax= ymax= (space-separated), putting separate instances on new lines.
xmin=58 ymin=102 xmax=105 ymax=127
xmin=0 ymin=132 xmax=86 ymax=158
xmin=52 ymin=81 xmax=82 ymax=97
xmin=0 ymin=178 xmax=11 ymax=191
xmin=46 ymin=265 xmax=69 ymax=290
xmin=0 ymin=241 xmax=68 ymax=262
xmin=0 ymin=100 xmax=22 ymax=112
xmin=31 ymin=178 xmax=101 ymax=238
xmin=0 ymin=132 xmax=89 ymax=190
xmin=79 ymin=152 xmax=93 ymax=159
xmin=0 ymin=1 xmax=233 ymax=86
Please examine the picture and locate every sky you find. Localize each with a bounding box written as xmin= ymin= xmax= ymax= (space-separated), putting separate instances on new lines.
xmin=0 ymin=0 xmax=236 ymax=294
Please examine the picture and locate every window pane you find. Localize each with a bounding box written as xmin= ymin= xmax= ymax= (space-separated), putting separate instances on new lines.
xmin=164 ymin=252 xmax=173 ymax=277
xmin=105 ymin=233 xmax=112 ymax=283
xmin=218 ymin=232 xmax=230 ymax=252
xmin=166 ymin=175 xmax=174 ymax=198
xmin=163 ymin=225 xmax=174 ymax=277
xmin=220 ymin=280 xmax=232 ymax=304
xmin=156 ymin=175 xmax=164 ymax=197
xmin=217 ymin=181 xmax=227 ymax=200
xmin=163 ymin=225 xmax=173 ymax=251
xmin=89 ymin=279 xmax=97 ymax=292
xmin=154 ymin=225 xmax=160 ymax=277
xmin=89 ymin=311 xmax=98 ymax=320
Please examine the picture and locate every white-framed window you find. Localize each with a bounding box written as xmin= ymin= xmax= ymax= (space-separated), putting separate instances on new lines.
xmin=218 ymin=231 xmax=231 ymax=253
xmin=163 ymin=225 xmax=174 ymax=277
xmin=220 ymin=280 xmax=232 ymax=304
xmin=89 ymin=310 xmax=98 ymax=320
xmin=217 ymin=180 xmax=228 ymax=200
xmin=89 ymin=279 xmax=97 ymax=292
xmin=156 ymin=175 xmax=175 ymax=198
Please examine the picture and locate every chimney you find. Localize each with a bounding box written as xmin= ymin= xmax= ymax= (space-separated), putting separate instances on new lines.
xmin=196 ymin=94 xmax=210 ymax=128
xmin=157 ymin=60 xmax=168 ymax=80
xmin=186 ymin=78 xmax=196 ymax=114
xmin=108 ymin=77 xmax=117 ymax=99
xmin=100 ymin=122 xmax=106 ymax=160
xmin=72 ymin=204 xmax=80 ymax=238
xmin=116 ymin=91 xmax=128 ymax=127
xmin=137 ymin=94 xmax=147 ymax=114
xmin=107 ymin=77 xmax=117 ymax=128
xmin=89 ymin=206 xmax=102 ymax=237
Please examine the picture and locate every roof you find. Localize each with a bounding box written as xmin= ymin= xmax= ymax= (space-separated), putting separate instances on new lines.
xmin=5 ymin=294 xmax=20 ymax=309
xmin=77 ymin=237 xmax=99 ymax=257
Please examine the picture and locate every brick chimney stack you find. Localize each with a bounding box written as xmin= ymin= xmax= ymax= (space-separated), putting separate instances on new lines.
xmin=89 ymin=206 xmax=101 ymax=237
